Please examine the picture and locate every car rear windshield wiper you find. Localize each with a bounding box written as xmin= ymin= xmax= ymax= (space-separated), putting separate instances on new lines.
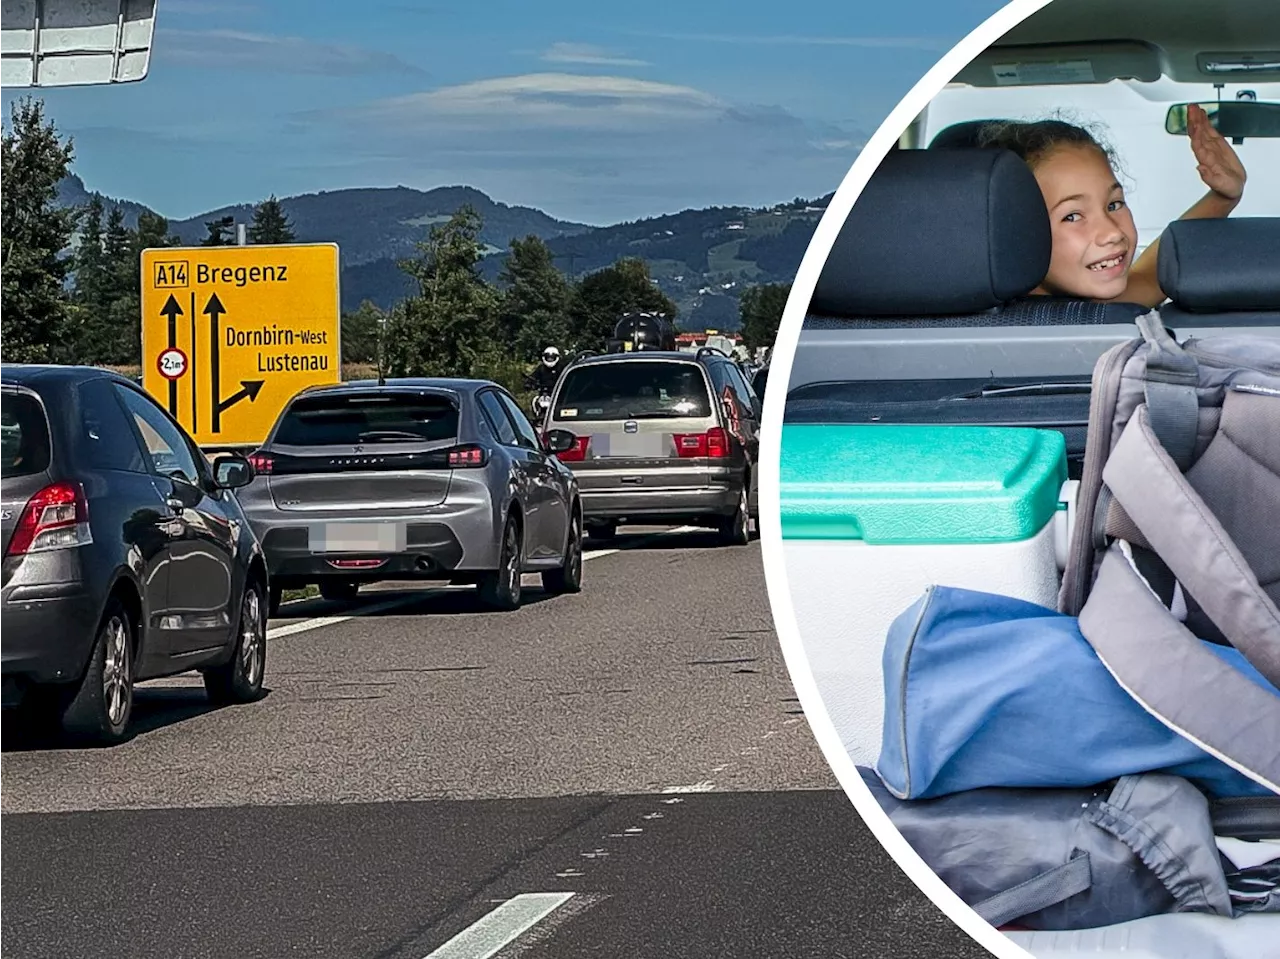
xmin=624 ymin=408 xmax=703 ymax=419
xmin=357 ymin=430 xmax=430 ymax=441
xmin=946 ymin=382 xmax=1092 ymax=401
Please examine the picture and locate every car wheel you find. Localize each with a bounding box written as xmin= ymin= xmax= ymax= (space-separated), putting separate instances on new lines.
xmin=478 ymin=514 xmax=523 ymax=611
xmin=543 ymin=512 xmax=584 ymax=595
xmin=587 ymin=522 xmax=617 ymax=542
xmin=319 ymin=580 xmax=359 ymax=603
xmin=268 ymin=584 xmax=283 ymax=618
xmin=204 ymin=580 xmax=267 ymax=706
xmin=61 ymin=597 xmax=134 ymax=744
xmin=719 ymin=484 xmax=750 ymax=546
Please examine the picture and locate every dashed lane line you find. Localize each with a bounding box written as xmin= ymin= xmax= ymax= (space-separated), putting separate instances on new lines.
xmin=422 ymin=893 xmax=576 ymax=959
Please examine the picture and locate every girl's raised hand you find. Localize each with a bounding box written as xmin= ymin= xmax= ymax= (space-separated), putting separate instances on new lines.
xmin=1188 ymin=102 xmax=1247 ymax=202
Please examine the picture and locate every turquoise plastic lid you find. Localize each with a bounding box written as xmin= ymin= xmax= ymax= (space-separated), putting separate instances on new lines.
xmin=780 ymin=424 xmax=1067 ymax=544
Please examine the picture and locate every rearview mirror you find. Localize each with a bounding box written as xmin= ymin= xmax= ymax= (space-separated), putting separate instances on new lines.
xmin=213 ymin=453 xmax=255 ymax=489
xmin=1166 ymin=101 xmax=1280 ymax=141
xmin=542 ymin=429 xmax=576 ymax=454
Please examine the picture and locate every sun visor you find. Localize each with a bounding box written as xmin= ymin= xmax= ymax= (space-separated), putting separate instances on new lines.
xmin=951 ymin=42 xmax=1163 ymax=88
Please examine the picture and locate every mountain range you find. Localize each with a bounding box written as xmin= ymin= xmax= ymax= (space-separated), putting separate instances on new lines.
xmin=55 ymin=175 xmax=829 ymax=330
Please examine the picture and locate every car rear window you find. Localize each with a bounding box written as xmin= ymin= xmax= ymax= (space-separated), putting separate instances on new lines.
xmin=273 ymin=392 xmax=459 ymax=446
xmin=555 ymin=362 xmax=712 ymax=421
xmin=1 ymin=390 xmax=52 ymax=478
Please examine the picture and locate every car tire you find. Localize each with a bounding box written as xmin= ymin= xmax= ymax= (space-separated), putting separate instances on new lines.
xmin=587 ymin=522 xmax=617 ymax=542
xmin=478 ymin=514 xmax=523 ymax=611
xmin=543 ymin=512 xmax=584 ymax=595
xmin=204 ymin=581 xmax=267 ymax=706
xmin=61 ymin=597 xmax=135 ymax=745
xmin=319 ymin=580 xmax=359 ymax=603
xmin=719 ymin=484 xmax=750 ymax=546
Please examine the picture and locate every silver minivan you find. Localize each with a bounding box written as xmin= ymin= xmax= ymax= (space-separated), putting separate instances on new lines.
xmin=542 ymin=350 xmax=760 ymax=544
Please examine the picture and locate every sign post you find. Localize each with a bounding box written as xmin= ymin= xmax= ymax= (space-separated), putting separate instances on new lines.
xmin=140 ymin=243 xmax=341 ymax=448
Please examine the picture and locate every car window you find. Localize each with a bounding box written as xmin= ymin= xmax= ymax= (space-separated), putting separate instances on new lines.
xmin=554 ymin=362 xmax=712 ymax=421
xmin=274 ymin=392 xmax=459 ymax=446
xmin=1 ymin=390 xmax=52 ymax=478
xmin=495 ymin=392 xmax=541 ymax=449
xmin=723 ymin=364 xmax=759 ymax=420
xmin=477 ymin=391 xmax=519 ymax=445
xmin=77 ymin=380 xmax=148 ymax=473
xmin=113 ymin=385 xmax=203 ymax=485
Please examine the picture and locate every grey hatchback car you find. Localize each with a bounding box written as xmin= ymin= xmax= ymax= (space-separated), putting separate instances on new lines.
xmin=1 ymin=365 xmax=267 ymax=744
xmin=237 ymin=378 xmax=583 ymax=613
xmin=542 ymin=349 xmax=760 ymax=544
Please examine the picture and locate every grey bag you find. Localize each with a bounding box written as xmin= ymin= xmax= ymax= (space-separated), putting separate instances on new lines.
xmin=1059 ymin=311 xmax=1280 ymax=794
xmin=859 ymin=767 xmax=1280 ymax=930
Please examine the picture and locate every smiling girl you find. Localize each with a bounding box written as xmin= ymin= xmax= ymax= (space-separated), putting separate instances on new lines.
xmin=979 ymin=104 xmax=1247 ymax=308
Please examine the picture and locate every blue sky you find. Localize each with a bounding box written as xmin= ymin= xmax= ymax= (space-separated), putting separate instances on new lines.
xmin=4 ymin=0 xmax=1007 ymax=225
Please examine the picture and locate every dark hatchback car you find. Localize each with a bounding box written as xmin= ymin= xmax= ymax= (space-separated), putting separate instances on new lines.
xmin=1 ymin=365 xmax=268 ymax=744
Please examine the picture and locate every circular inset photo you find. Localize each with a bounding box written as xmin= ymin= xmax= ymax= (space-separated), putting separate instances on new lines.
xmin=760 ymin=0 xmax=1280 ymax=956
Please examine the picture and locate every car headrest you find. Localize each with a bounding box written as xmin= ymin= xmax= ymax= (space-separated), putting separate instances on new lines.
xmin=928 ymin=119 xmax=1006 ymax=150
xmin=810 ymin=149 xmax=1051 ymax=317
xmin=1157 ymin=218 xmax=1280 ymax=313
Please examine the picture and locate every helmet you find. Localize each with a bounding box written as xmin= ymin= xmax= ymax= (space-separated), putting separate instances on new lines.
xmin=541 ymin=346 xmax=561 ymax=367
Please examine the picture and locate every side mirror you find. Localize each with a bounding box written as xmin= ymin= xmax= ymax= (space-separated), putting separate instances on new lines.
xmin=213 ymin=453 xmax=255 ymax=489
xmin=543 ymin=429 xmax=576 ymax=454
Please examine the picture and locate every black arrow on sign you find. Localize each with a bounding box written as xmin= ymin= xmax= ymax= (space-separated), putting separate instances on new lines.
xmin=217 ymin=379 xmax=265 ymax=414
xmin=160 ymin=294 xmax=183 ymax=416
xmin=204 ymin=292 xmax=265 ymax=432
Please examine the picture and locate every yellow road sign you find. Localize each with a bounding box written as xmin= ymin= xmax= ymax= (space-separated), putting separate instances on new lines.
xmin=140 ymin=243 xmax=341 ymax=447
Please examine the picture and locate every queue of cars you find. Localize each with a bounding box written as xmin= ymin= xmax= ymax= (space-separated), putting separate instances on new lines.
xmin=0 ymin=347 xmax=762 ymax=744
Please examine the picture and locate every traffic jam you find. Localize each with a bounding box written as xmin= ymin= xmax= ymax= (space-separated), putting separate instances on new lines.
xmin=2 ymin=297 xmax=764 ymax=745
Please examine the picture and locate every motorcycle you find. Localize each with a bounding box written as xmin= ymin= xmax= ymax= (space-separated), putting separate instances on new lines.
xmin=530 ymin=391 xmax=552 ymax=423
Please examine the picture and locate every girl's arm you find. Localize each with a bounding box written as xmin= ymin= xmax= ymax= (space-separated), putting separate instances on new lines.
xmin=1123 ymin=104 xmax=1247 ymax=307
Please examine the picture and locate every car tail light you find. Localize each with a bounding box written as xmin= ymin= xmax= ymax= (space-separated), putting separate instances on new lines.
xmin=674 ymin=427 xmax=730 ymax=459
xmin=248 ymin=450 xmax=274 ymax=474
xmin=6 ymin=481 xmax=92 ymax=556
xmin=447 ymin=445 xmax=488 ymax=468
xmin=554 ymin=436 xmax=591 ymax=462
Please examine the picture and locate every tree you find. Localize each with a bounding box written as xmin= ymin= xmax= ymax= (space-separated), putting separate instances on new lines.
xmin=739 ymin=282 xmax=791 ymax=353
xmin=248 ymin=195 xmax=295 ymax=244
xmin=1 ymin=97 xmax=78 ymax=363
xmin=498 ymin=234 xmax=571 ymax=360
xmin=387 ymin=205 xmax=500 ymax=379
xmin=569 ymin=258 xmax=677 ymax=352
xmin=341 ymin=300 xmax=384 ymax=365
xmin=202 ymin=215 xmax=235 ymax=246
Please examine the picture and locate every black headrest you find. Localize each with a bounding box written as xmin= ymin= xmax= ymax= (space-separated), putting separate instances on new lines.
xmin=928 ymin=119 xmax=1005 ymax=150
xmin=1157 ymin=218 xmax=1280 ymax=313
xmin=811 ymin=149 xmax=1051 ymax=317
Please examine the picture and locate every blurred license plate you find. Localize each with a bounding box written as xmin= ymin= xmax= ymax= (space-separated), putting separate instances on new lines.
xmin=600 ymin=433 xmax=666 ymax=458
xmin=310 ymin=523 xmax=405 ymax=553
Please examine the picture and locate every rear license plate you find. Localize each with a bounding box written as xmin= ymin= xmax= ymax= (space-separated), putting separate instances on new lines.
xmin=596 ymin=433 xmax=667 ymax=458
xmin=309 ymin=522 xmax=405 ymax=553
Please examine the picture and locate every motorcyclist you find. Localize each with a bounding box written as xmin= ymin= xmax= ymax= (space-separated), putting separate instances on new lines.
xmin=527 ymin=346 xmax=564 ymax=393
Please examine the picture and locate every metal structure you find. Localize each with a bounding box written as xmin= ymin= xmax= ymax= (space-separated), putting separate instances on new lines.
xmin=1 ymin=0 xmax=156 ymax=87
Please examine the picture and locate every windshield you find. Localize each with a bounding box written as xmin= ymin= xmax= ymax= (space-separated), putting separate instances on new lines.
xmin=555 ymin=362 xmax=713 ymax=421
xmin=924 ymin=78 xmax=1280 ymax=250
xmin=273 ymin=392 xmax=459 ymax=446
xmin=1 ymin=390 xmax=52 ymax=479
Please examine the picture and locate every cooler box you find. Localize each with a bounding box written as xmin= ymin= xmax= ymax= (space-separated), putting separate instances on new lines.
xmin=780 ymin=424 xmax=1071 ymax=766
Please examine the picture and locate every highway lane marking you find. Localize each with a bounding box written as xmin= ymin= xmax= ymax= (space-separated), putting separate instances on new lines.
xmin=270 ymin=525 xmax=704 ymax=638
xmin=422 ymin=892 xmax=575 ymax=959
xmin=582 ymin=524 xmax=700 ymax=560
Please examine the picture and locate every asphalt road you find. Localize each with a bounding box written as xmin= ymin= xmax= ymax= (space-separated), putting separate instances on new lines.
xmin=2 ymin=527 xmax=989 ymax=959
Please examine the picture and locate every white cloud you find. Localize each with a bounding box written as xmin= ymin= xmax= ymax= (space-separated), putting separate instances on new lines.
xmin=632 ymin=31 xmax=951 ymax=51
xmin=344 ymin=73 xmax=725 ymax=129
xmin=541 ymin=42 xmax=649 ymax=68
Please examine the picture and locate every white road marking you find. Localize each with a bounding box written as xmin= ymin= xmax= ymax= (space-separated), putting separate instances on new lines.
xmin=267 ymin=595 xmax=423 ymax=640
xmin=422 ymin=892 xmax=576 ymax=959
xmin=660 ymin=780 xmax=715 ymax=794
xmin=268 ymin=525 xmax=702 ymax=639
